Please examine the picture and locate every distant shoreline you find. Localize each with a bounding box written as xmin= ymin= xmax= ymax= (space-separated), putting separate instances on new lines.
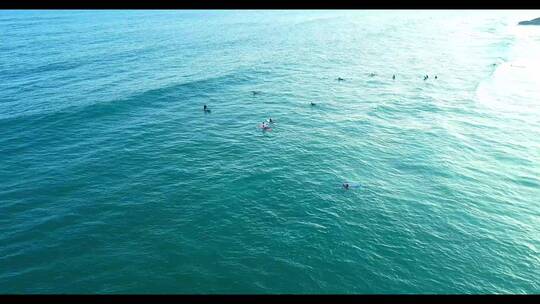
xmin=518 ymin=17 xmax=540 ymax=25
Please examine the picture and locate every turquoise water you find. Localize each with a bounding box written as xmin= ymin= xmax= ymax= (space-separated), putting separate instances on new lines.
xmin=1 ymin=10 xmax=539 ymax=294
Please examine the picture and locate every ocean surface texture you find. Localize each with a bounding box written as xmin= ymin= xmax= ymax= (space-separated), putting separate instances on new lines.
xmin=1 ymin=10 xmax=539 ymax=294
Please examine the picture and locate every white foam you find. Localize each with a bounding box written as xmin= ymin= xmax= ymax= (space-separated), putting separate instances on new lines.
xmin=476 ymin=20 xmax=540 ymax=119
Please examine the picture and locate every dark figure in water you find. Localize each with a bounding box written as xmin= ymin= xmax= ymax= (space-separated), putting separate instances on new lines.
xmin=343 ymin=183 xmax=350 ymax=190
xmin=252 ymin=91 xmax=260 ymax=95
xmin=435 ymin=75 xmax=438 ymax=79
xmin=310 ymin=102 xmax=316 ymax=106
xmin=337 ymin=77 xmax=345 ymax=81
xmin=424 ymin=75 xmax=429 ymax=80
xmin=392 ymin=74 xmax=396 ymax=80
xmin=369 ymin=73 xmax=376 ymax=77
xmin=203 ymin=105 xmax=210 ymax=113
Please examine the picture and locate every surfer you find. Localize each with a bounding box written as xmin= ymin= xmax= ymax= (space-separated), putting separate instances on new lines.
xmin=343 ymin=183 xmax=350 ymax=190
xmin=310 ymin=102 xmax=316 ymax=106
xmin=268 ymin=118 xmax=274 ymax=123
xmin=203 ymin=105 xmax=210 ymax=112
xmin=337 ymin=77 xmax=345 ymax=81
xmin=261 ymin=122 xmax=271 ymax=131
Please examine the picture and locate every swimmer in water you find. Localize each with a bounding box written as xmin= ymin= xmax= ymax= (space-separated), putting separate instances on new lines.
xmin=435 ymin=75 xmax=437 ymax=79
xmin=310 ymin=102 xmax=316 ymax=106
xmin=392 ymin=74 xmax=396 ymax=80
xmin=337 ymin=77 xmax=345 ymax=81
xmin=203 ymin=105 xmax=207 ymax=111
xmin=343 ymin=183 xmax=350 ymax=190
xmin=268 ymin=118 xmax=273 ymax=123
xmin=261 ymin=122 xmax=271 ymax=131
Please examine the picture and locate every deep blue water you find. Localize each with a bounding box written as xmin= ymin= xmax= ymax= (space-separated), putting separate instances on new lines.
xmin=1 ymin=10 xmax=539 ymax=294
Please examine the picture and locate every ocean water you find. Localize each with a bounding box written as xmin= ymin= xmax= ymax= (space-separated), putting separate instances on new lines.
xmin=1 ymin=10 xmax=539 ymax=294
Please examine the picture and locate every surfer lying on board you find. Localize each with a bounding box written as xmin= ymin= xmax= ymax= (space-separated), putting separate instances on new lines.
xmin=342 ymin=182 xmax=360 ymax=190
